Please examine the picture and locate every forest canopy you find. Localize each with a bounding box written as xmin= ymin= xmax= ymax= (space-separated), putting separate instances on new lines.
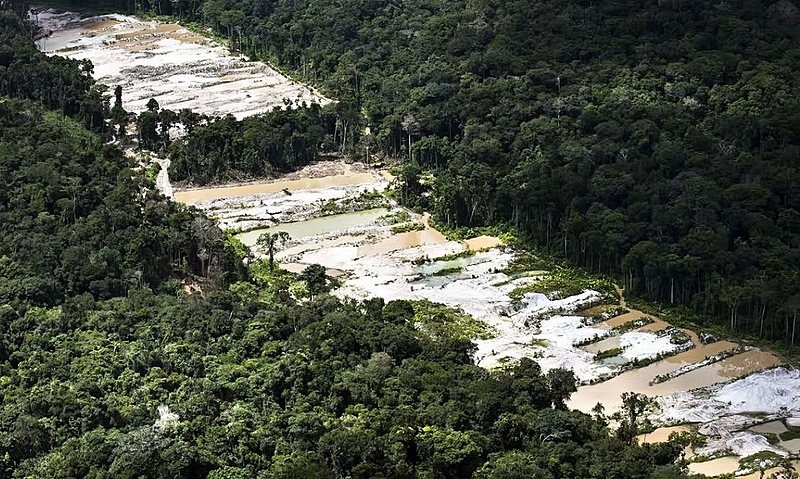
xmin=0 ymin=5 xmax=696 ymax=478
xmin=1 ymin=0 xmax=798 ymax=476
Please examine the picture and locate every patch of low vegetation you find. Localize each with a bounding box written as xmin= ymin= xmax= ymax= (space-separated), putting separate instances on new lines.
xmin=501 ymin=251 xmax=553 ymax=275
xmin=434 ymin=249 xmax=478 ymax=262
xmin=144 ymin=162 xmax=160 ymax=185
xmin=778 ymin=428 xmax=800 ymax=442
xmin=319 ymin=189 xmax=388 ymax=216
xmin=431 ymin=266 xmax=463 ymax=277
xmin=595 ymin=348 xmax=622 ymax=360
xmin=761 ymin=432 xmax=781 ymax=445
xmin=573 ymin=332 xmax=612 ymax=348
xmin=612 ymin=316 xmax=654 ymax=333
xmin=379 ymin=209 xmax=412 ymax=224
xmin=431 ymin=220 xmax=518 ymax=244
xmin=411 ymin=248 xmax=485 ymax=268
xmin=410 ymin=299 xmax=496 ymax=340
xmin=509 ymin=267 xmax=615 ymax=302
xmin=688 ymin=451 xmax=736 ymax=465
xmin=583 ymin=306 xmax=630 ymax=325
xmin=390 ymin=222 xmax=425 ymax=234
xmin=664 ymin=327 xmax=691 ymax=345
xmin=738 ymin=451 xmax=786 ymax=476
xmin=529 ymin=338 xmax=549 ymax=347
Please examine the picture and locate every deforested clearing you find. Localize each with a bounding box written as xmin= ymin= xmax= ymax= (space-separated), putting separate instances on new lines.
xmin=33 ymin=9 xmax=328 ymax=118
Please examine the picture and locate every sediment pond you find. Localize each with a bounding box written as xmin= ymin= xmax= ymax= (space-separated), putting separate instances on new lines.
xmin=236 ymin=208 xmax=389 ymax=246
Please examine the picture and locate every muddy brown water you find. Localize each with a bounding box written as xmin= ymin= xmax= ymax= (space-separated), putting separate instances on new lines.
xmin=604 ymin=311 xmax=649 ymax=328
xmin=637 ymin=425 xmax=691 ymax=444
xmin=357 ymin=228 xmax=448 ymax=256
xmin=463 ymin=235 xmax=503 ymax=250
xmin=568 ymin=340 xmax=736 ymax=413
xmin=175 ymin=173 xmax=377 ymax=204
xmin=749 ymin=420 xmax=788 ymax=435
xmin=569 ymin=345 xmax=780 ymax=414
xmin=280 ymin=262 xmax=345 ymax=278
xmin=780 ymin=438 xmax=800 ymax=454
xmin=687 ymin=456 xmax=742 ymax=477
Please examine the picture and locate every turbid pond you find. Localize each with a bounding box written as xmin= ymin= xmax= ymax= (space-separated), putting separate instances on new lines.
xmin=236 ymin=208 xmax=389 ymax=246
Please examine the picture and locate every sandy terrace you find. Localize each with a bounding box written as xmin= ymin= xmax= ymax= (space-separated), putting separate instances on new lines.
xmin=33 ymin=9 xmax=329 ymax=118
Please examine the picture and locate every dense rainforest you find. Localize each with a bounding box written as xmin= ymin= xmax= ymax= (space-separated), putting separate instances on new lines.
xmin=0 ymin=6 xmax=704 ymax=478
xmin=77 ymin=0 xmax=800 ymax=345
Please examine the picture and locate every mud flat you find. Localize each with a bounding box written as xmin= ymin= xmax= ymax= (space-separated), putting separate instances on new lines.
xmin=637 ymin=425 xmax=691 ymax=444
xmin=33 ymin=9 xmax=328 ymax=118
xmin=175 ymin=172 xmax=378 ymax=204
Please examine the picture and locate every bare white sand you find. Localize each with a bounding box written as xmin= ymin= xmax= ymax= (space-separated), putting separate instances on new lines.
xmin=34 ymin=9 xmax=328 ymax=118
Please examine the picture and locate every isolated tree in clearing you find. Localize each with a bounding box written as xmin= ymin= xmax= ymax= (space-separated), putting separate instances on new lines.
xmin=257 ymin=230 xmax=290 ymax=271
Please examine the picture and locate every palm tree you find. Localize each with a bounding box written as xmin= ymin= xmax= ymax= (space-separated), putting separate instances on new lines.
xmin=257 ymin=231 xmax=291 ymax=271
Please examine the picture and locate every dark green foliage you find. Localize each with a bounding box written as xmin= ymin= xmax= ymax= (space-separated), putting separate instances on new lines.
xmin=0 ymin=98 xmax=239 ymax=305
xmin=0 ymin=3 xmax=768 ymax=478
xmin=0 ymin=84 xmax=685 ymax=477
xmin=298 ymin=263 xmax=331 ymax=297
xmin=168 ymin=105 xmax=326 ymax=185
xmin=0 ymin=11 xmax=109 ymax=132
xmin=0 ymin=290 xmax=686 ymax=478
xmin=595 ymin=348 xmax=623 ymax=361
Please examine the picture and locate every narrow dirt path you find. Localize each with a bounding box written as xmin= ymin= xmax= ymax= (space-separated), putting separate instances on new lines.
xmin=614 ymin=283 xmax=627 ymax=308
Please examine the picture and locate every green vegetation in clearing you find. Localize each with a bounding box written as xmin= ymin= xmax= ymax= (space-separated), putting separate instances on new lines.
xmin=500 ymin=251 xmax=554 ymax=275
xmin=430 ymin=219 xmax=519 ymax=245
xmin=509 ymin=267 xmax=616 ymax=302
xmin=761 ymin=432 xmax=782 ymax=445
xmin=778 ymin=428 xmax=800 ymax=442
xmin=595 ymin=348 xmax=622 ymax=360
xmin=320 ymin=189 xmax=388 ymax=216
xmin=143 ymin=162 xmax=160 ymax=185
xmin=390 ymin=222 xmax=425 ymax=234
xmin=612 ymin=316 xmax=655 ymax=333
xmin=379 ymin=209 xmax=412 ymax=224
xmin=413 ymin=248 xmax=478 ymax=266
xmin=583 ymin=306 xmax=630 ymax=325
xmin=430 ymin=266 xmax=463 ymax=277
xmin=738 ymin=451 xmax=786 ymax=475
xmin=410 ymin=299 xmax=495 ymax=340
